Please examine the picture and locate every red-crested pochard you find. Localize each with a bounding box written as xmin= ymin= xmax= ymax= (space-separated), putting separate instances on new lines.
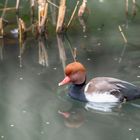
xmin=58 ymin=62 xmax=140 ymax=102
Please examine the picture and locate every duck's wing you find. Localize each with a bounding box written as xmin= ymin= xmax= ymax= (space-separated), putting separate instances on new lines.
xmin=85 ymin=77 xmax=140 ymax=101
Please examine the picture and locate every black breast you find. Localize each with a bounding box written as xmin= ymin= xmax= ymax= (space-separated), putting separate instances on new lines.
xmin=68 ymin=83 xmax=87 ymax=102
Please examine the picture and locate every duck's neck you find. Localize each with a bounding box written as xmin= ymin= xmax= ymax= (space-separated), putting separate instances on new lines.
xmin=68 ymin=80 xmax=87 ymax=102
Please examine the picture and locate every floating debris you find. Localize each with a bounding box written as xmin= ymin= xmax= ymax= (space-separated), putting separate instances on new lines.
xmin=136 ymin=138 xmax=139 ymax=140
xmin=137 ymin=76 xmax=140 ymax=78
xmin=53 ymin=67 xmax=57 ymax=70
xmin=128 ymin=128 xmax=132 ymax=131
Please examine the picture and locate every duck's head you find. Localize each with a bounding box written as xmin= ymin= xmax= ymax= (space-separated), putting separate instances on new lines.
xmin=58 ymin=62 xmax=86 ymax=86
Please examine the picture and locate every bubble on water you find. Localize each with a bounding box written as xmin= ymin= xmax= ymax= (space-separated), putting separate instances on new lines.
xmin=97 ymin=28 xmax=101 ymax=31
xmin=114 ymin=57 xmax=118 ymax=61
xmin=10 ymin=124 xmax=15 ymax=127
xmin=97 ymin=43 xmax=101 ymax=46
xmin=19 ymin=77 xmax=23 ymax=80
xmin=45 ymin=121 xmax=50 ymax=125
xmin=87 ymin=58 xmax=91 ymax=61
xmin=22 ymin=110 xmax=27 ymax=114
xmin=41 ymin=131 xmax=44 ymax=134
xmin=1 ymin=136 xmax=4 ymax=139
xmin=128 ymin=128 xmax=132 ymax=131
xmin=99 ymin=0 xmax=104 ymax=3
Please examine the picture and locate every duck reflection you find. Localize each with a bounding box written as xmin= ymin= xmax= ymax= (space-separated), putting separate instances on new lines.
xmin=58 ymin=104 xmax=86 ymax=128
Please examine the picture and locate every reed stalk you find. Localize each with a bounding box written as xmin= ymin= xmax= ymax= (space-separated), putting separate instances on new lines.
xmin=56 ymin=0 xmax=66 ymax=33
xmin=16 ymin=0 xmax=20 ymax=13
xmin=49 ymin=0 xmax=57 ymax=25
xmin=47 ymin=0 xmax=59 ymax=8
xmin=118 ymin=25 xmax=128 ymax=44
xmin=0 ymin=7 xmax=18 ymax=11
xmin=38 ymin=0 xmax=48 ymax=35
xmin=30 ymin=0 xmax=35 ymax=23
xmin=18 ymin=18 xmax=26 ymax=43
xmin=1 ymin=0 xmax=8 ymax=18
xmin=67 ymin=1 xmax=80 ymax=29
xmin=78 ymin=0 xmax=87 ymax=17
xmin=125 ymin=0 xmax=128 ymax=16
xmin=132 ymin=0 xmax=136 ymax=16
xmin=30 ymin=0 xmax=35 ymax=7
xmin=0 ymin=18 xmax=3 ymax=38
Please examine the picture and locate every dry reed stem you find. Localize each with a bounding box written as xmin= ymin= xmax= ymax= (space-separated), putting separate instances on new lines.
xmin=40 ymin=3 xmax=48 ymax=27
xmin=0 ymin=18 xmax=3 ymax=37
xmin=49 ymin=0 xmax=57 ymax=25
xmin=132 ymin=0 xmax=136 ymax=16
xmin=1 ymin=0 xmax=8 ymax=18
xmin=47 ymin=0 xmax=59 ymax=8
xmin=56 ymin=0 xmax=66 ymax=33
xmin=18 ymin=18 xmax=26 ymax=43
xmin=30 ymin=0 xmax=35 ymax=7
xmin=0 ymin=7 xmax=18 ymax=11
xmin=16 ymin=0 xmax=20 ymax=12
xmin=38 ymin=0 xmax=48 ymax=34
xmin=78 ymin=0 xmax=87 ymax=17
xmin=118 ymin=25 xmax=128 ymax=44
xmin=67 ymin=1 xmax=80 ymax=29
xmin=125 ymin=0 xmax=128 ymax=16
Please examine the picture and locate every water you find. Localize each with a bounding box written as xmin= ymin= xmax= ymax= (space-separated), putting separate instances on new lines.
xmin=0 ymin=0 xmax=140 ymax=140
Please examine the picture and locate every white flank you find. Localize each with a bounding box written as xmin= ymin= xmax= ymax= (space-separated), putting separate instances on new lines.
xmin=85 ymin=91 xmax=119 ymax=103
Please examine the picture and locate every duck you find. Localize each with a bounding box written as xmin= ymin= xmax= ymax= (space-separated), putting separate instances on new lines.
xmin=58 ymin=62 xmax=140 ymax=103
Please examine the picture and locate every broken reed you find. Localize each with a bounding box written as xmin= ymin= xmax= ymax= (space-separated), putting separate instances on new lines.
xmin=118 ymin=25 xmax=128 ymax=44
xmin=56 ymin=0 xmax=66 ymax=33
